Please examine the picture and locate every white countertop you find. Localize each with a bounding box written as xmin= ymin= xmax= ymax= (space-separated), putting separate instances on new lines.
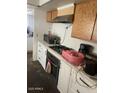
xmin=40 ymin=40 xmax=82 ymax=70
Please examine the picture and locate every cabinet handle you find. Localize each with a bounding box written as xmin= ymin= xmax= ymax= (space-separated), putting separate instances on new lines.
xmin=77 ymin=89 xmax=80 ymax=93
xmin=39 ymin=50 xmax=41 ymax=52
xmin=79 ymin=77 xmax=90 ymax=87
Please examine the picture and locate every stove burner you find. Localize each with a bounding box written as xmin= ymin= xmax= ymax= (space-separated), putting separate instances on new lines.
xmin=49 ymin=45 xmax=73 ymax=54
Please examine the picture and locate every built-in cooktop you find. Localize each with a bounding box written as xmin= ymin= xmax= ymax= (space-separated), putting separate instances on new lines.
xmin=49 ymin=45 xmax=73 ymax=54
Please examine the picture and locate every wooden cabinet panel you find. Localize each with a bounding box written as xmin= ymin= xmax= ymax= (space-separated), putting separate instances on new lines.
xmin=91 ymin=20 xmax=97 ymax=42
xmin=51 ymin=10 xmax=57 ymax=20
xmin=72 ymin=0 xmax=97 ymax=41
xmin=47 ymin=11 xmax=52 ymax=22
xmin=57 ymin=6 xmax=74 ymax=16
xmin=47 ymin=10 xmax=57 ymax=22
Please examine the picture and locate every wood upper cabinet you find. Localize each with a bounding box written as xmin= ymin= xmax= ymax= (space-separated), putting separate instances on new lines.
xmin=57 ymin=5 xmax=74 ymax=16
xmin=47 ymin=10 xmax=58 ymax=22
xmin=47 ymin=11 xmax=52 ymax=22
xmin=91 ymin=20 xmax=97 ymax=42
xmin=71 ymin=0 xmax=97 ymax=41
xmin=51 ymin=10 xmax=57 ymax=20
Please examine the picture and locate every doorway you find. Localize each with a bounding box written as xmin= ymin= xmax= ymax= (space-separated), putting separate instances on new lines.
xmin=27 ymin=7 xmax=34 ymax=52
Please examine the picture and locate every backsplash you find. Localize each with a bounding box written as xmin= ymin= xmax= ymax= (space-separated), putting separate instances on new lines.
xmin=49 ymin=23 xmax=97 ymax=53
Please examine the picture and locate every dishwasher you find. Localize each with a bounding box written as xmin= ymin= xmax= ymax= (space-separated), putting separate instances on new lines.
xmin=68 ymin=69 xmax=97 ymax=93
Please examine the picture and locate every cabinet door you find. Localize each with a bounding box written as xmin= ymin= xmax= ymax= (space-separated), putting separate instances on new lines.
xmin=91 ymin=20 xmax=97 ymax=42
xmin=47 ymin=11 xmax=52 ymax=22
xmin=68 ymin=68 xmax=97 ymax=93
xmin=51 ymin=10 xmax=57 ymax=20
xmin=37 ymin=41 xmax=47 ymax=69
xmin=41 ymin=46 xmax=47 ymax=69
xmin=68 ymin=69 xmax=76 ymax=93
xmin=47 ymin=10 xmax=57 ymax=22
xmin=57 ymin=6 xmax=74 ymax=16
xmin=57 ymin=61 xmax=71 ymax=93
xmin=72 ymin=0 xmax=97 ymax=41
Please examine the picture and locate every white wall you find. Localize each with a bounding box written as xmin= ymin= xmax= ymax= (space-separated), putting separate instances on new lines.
xmin=27 ymin=38 xmax=33 ymax=51
xmin=27 ymin=15 xmax=34 ymax=32
xmin=33 ymin=7 xmax=49 ymax=60
xmin=50 ymin=23 xmax=97 ymax=53
xmin=27 ymin=9 xmax=34 ymax=52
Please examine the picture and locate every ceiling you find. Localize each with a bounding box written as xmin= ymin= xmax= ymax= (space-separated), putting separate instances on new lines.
xmin=27 ymin=0 xmax=85 ymax=11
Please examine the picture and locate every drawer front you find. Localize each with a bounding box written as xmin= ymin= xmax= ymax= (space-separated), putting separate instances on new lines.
xmin=37 ymin=55 xmax=46 ymax=69
xmin=72 ymin=81 xmax=96 ymax=93
xmin=37 ymin=56 xmax=41 ymax=63
xmin=38 ymin=41 xmax=46 ymax=50
xmin=37 ymin=46 xmax=43 ymax=54
xmin=69 ymin=69 xmax=96 ymax=93
xmin=77 ymin=72 xmax=96 ymax=88
xmin=38 ymin=41 xmax=43 ymax=48
xmin=37 ymin=41 xmax=47 ymax=69
xmin=37 ymin=48 xmax=42 ymax=54
xmin=37 ymin=51 xmax=43 ymax=58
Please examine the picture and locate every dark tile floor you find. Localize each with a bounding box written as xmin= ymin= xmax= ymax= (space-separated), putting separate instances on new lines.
xmin=27 ymin=52 xmax=60 ymax=93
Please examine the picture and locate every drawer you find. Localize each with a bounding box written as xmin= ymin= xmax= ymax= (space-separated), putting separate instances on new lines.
xmin=37 ymin=48 xmax=42 ymax=54
xmin=37 ymin=47 xmax=44 ymax=57
xmin=37 ymin=43 xmax=47 ymax=55
xmin=37 ymin=44 xmax=43 ymax=51
xmin=37 ymin=50 xmax=47 ymax=58
xmin=37 ymin=56 xmax=41 ymax=62
xmin=38 ymin=41 xmax=46 ymax=49
xmin=72 ymin=80 xmax=96 ymax=93
xmin=74 ymin=71 xmax=96 ymax=88
xmin=37 ymin=55 xmax=46 ymax=69
xmin=37 ymin=52 xmax=46 ymax=61
xmin=70 ymin=72 xmax=97 ymax=93
xmin=38 ymin=41 xmax=43 ymax=47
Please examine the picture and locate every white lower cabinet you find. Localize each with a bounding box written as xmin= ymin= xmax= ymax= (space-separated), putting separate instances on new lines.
xmin=37 ymin=41 xmax=47 ymax=69
xmin=68 ymin=69 xmax=97 ymax=93
xmin=57 ymin=61 xmax=72 ymax=93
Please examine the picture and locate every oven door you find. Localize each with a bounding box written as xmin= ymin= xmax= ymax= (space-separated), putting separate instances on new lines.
xmin=45 ymin=51 xmax=60 ymax=85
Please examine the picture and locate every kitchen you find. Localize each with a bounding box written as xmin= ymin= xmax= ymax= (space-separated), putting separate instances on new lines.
xmin=27 ymin=0 xmax=97 ymax=93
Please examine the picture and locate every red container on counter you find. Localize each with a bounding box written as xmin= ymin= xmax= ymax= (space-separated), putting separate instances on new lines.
xmin=62 ymin=50 xmax=84 ymax=66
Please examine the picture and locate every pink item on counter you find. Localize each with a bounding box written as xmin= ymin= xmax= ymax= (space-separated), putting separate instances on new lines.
xmin=62 ymin=50 xmax=84 ymax=66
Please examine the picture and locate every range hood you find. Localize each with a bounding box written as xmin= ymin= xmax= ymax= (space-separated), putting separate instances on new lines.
xmin=53 ymin=15 xmax=73 ymax=23
xmin=49 ymin=4 xmax=75 ymax=23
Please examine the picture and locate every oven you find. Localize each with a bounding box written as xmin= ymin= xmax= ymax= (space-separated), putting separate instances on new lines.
xmin=45 ymin=51 xmax=60 ymax=85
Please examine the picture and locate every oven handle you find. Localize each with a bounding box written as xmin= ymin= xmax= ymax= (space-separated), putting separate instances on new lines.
xmin=48 ymin=60 xmax=58 ymax=68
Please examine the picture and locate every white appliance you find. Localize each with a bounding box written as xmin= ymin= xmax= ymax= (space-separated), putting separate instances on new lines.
xmin=68 ymin=69 xmax=97 ymax=93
